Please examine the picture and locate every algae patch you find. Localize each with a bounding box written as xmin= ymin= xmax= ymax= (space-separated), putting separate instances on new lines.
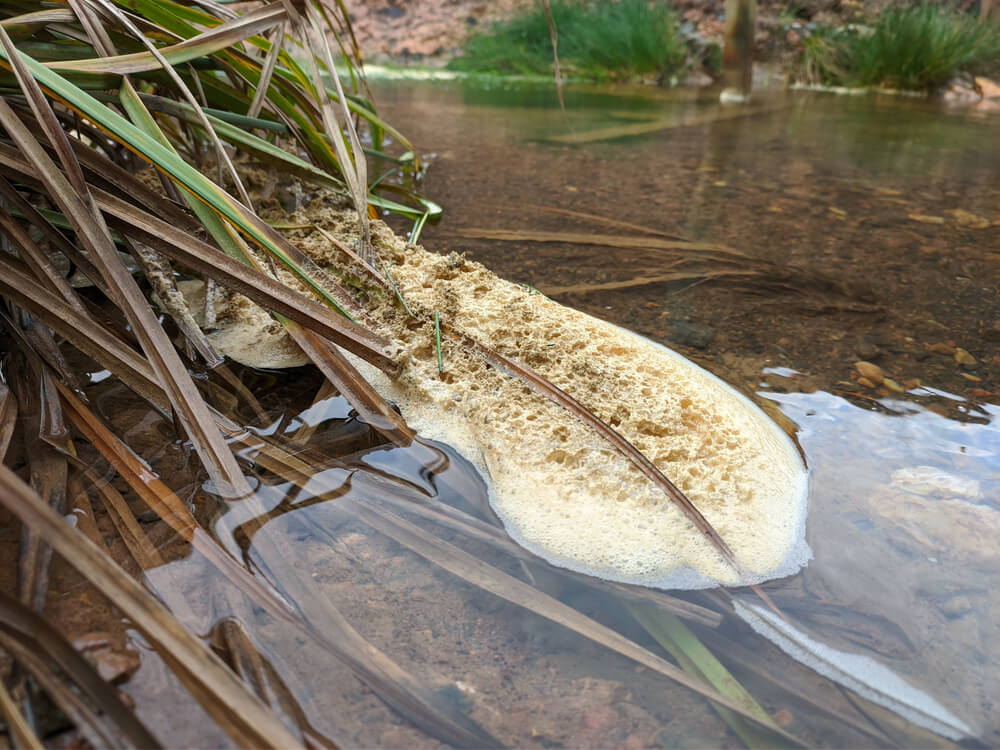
xmin=183 ymin=202 xmax=810 ymax=589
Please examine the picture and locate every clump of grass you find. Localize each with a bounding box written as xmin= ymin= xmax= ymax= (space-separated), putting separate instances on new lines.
xmin=449 ymin=0 xmax=688 ymax=81
xmin=799 ymin=3 xmax=1000 ymax=91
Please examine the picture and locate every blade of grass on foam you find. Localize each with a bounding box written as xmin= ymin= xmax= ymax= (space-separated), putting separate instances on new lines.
xmin=627 ymin=603 xmax=791 ymax=749
xmin=0 ymin=46 xmax=354 ymax=319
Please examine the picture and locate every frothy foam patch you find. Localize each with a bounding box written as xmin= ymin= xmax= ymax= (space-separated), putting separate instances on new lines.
xmin=189 ymin=203 xmax=812 ymax=589
xmin=734 ymin=599 xmax=974 ymax=741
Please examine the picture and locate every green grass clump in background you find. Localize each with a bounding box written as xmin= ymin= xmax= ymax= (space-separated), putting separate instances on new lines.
xmin=449 ymin=0 xmax=688 ymax=81
xmin=800 ymin=3 xmax=1000 ymax=91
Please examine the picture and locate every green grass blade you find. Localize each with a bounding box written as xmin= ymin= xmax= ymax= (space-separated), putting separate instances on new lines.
xmin=628 ymin=602 xmax=795 ymax=749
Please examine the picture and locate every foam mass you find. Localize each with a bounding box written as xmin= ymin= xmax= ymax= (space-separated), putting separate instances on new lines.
xmin=190 ymin=204 xmax=811 ymax=589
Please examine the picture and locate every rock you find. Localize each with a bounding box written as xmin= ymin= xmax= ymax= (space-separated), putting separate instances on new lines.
xmin=668 ymin=320 xmax=715 ymax=350
xmin=983 ymin=320 xmax=1000 ymax=342
xmin=938 ymin=596 xmax=973 ymax=619
xmin=93 ymin=649 xmax=140 ymax=684
xmin=925 ymin=342 xmax=956 ymax=356
xmin=954 ymin=348 xmax=977 ymax=368
xmin=947 ymin=209 xmax=990 ymax=229
xmin=856 ymin=376 xmax=876 ymax=389
xmin=855 ymin=336 xmax=881 ymax=359
xmin=883 ymin=377 xmax=904 ymax=393
xmin=854 ymin=361 xmax=884 ymax=384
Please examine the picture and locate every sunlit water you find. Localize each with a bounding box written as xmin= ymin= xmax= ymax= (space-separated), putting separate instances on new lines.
xmin=97 ymin=82 xmax=999 ymax=747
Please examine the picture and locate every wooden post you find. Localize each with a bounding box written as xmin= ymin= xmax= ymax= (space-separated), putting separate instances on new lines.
xmin=721 ymin=0 xmax=756 ymax=102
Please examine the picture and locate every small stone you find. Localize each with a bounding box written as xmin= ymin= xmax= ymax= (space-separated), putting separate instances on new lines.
xmin=855 ymin=361 xmax=884 ymax=384
xmin=903 ymin=378 xmax=921 ymax=389
xmin=970 ymin=388 xmax=992 ymax=398
xmin=93 ymin=649 xmax=140 ymax=684
xmin=960 ymin=372 xmax=982 ymax=382
xmin=883 ymin=377 xmax=904 ymax=393
xmin=856 ymin=376 xmax=876 ymax=389
xmin=926 ymin=342 xmax=956 ymax=356
xmin=983 ymin=320 xmax=1000 ymax=342
xmin=954 ymin=348 xmax=977 ymax=367
xmin=938 ymin=596 xmax=973 ymax=619
xmin=947 ymin=209 xmax=990 ymax=229
xmin=669 ymin=321 xmax=714 ymax=350
xmin=908 ymin=213 xmax=945 ymax=224
xmin=855 ymin=336 xmax=880 ymax=359
xmin=773 ymin=708 xmax=795 ymax=728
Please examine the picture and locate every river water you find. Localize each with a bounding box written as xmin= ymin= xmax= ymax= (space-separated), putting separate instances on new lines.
xmin=80 ymin=81 xmax=1000 ymax=748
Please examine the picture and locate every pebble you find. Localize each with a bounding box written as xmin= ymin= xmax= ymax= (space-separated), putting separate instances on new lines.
xmin=937 ymin=596 xmax=973 ymax=619
xmin=983 ymin=320 xmax=1000 ymax=342
xmin=855 ymin=336 xmax=881 ymax=359
xmin=926 ymin=342 xmax=956 ymax=356
xmin=669 ymin=321 xmax=715 ymax=350
xmin=954 ymin=348 xmax=977 ymax=367
xmin=883 ymin=377 xmax=904 ymax=393
xmin=960 ymin=373 xmax=982 ymax=382
xmin=93 ymin=649 xmax=140 ymax=684
xmin=908 ymin=213 xmax=945 ymax=224
xmin=855 ymin=361 xmax=884 ymax=384
xmin=856 ymin=376 xmax=876 ymax=389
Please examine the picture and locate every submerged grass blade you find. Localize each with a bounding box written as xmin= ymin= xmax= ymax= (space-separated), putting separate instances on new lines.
xmin=0 ymin=591 xmax=161 ymax=749
xmin=340 ymin=497 xmax=803 ymax=744
xmin=628 ymin=603 xmax=788 ymax=749
xmin=0 ymin=463 xmax=303 ymax=750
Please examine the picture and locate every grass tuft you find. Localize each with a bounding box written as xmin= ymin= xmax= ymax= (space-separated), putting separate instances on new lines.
xmin=799 ymin=3 xmax=1000 ymax=91
xmin=448 ymin=0 xmax=688 ymax=81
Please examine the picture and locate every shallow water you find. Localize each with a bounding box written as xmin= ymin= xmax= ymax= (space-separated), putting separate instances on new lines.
xmin=368 ymin=80 xmax=1000 ymax=745
xmin=35 ymin=81 xmax=1000 ymax=748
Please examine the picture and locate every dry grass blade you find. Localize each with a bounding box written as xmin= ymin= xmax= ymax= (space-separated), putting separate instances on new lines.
xmin=285 ymin=322 xmax=415 ymax=445
xmin=453 ymin=227 xmax=737 ymax=254
xmin=0 ymin=463 xmax=303 ymax=750
xmin=0 ymin=206 xmax=87 ymax=315
xmin=0 ymin=382 xmax=16 ymax=462
xmin=0 ymin=592 xmax=162 ymax=749
xmin=0 ymin=175 xmax=106 ymax=295
xmin=446 ymin=327 xmax=742 ymax=574
xmin=0 ymin=42 xmax=248 ymax=497
xmin=213 ymin=620 xmax=339 ymax=750
xmin=3 ymin=350 xmax=70 ymax=617
xmin=300 ymin=0 xmax=371 ymax=262
xmin=551 ymin=103 xmax=785 ymax=143
xmin=248 ymin=21 xmax=286 ymax=119
xmin=0 ymin=672 xmax=43 ymax=750
xmin=351 ymin=478 xmax=722 ymax=627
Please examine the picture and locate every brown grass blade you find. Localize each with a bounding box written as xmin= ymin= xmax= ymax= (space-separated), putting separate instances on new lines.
xmin=452 ymin=227 xmax=739 ymax=254
xmin=284 ymin=322 xmax=414 ymax=445
xmin=0 ymin=463 xmax=303 ymax=749
xmin=57 ymin=382 xmax=500 ymax=748
xmin=0 ymin=671 xmax=43 ymax=750
xmin=0 ymin=382 xmax=17 ymax=462
xmin=446 ymin=327 xmax=742 ymax=574
xmin=0 ymin=176 xmax=106 ymax=295
xmin=213 ymin=619 xmax=340 ymax=750
xmin=0 ymin=592 xmax=162 ymax=749
xmin=4 ymin=353 xmax=68 ymax=614
xmin=0 ymin=206 xmax=88 ymax=315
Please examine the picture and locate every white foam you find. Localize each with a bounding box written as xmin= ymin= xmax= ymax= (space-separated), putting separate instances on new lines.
xmin=734 ymin=599 xmax=974 ymax=741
